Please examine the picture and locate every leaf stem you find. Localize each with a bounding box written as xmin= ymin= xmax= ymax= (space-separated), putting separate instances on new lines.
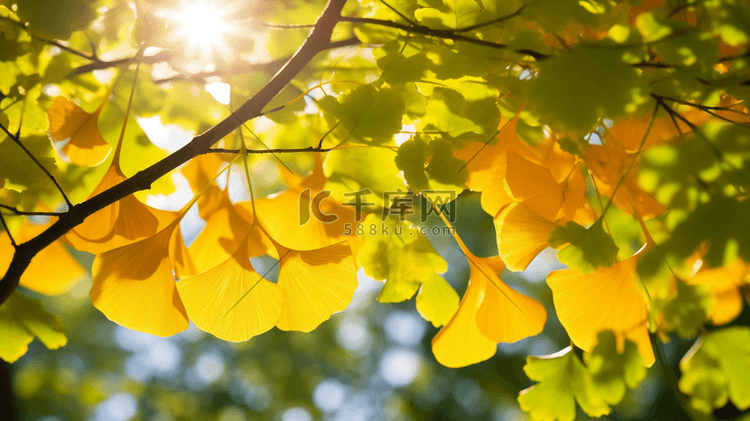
xmin=113 ymin=47 xmax=145 ymax=164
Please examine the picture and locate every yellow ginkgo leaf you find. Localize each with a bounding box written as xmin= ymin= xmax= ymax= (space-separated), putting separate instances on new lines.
xmin=687 ymin=259 xmax=748 ymax=325
xmin=584 ymin=143 xmax=666 ymax=220
xmin=473 ymin=256 xmax=547 ymax=343
xmin=177 ymin=230 xmax=284 ymax=341
xmin=66 ymin=164 xmax=159 ymax=254
xmin=90 ymin=221 xmax=188 ymax=337
xmin=560 ymin=164 xmax=588 ymax=222
xmin=454 ymin=111 xmax=542 ymax=216
xmin=48 ymin=96 xmax=111 ymax=166
xmin=248 ymin=156 xmax=356 ymax=251
xmin=151 ymin=208 xmax=198 ymax=278
xmin=181 ymin=154 xmax=228 ymax=220
xmin=1 ymin=223 xmax=86 ymax=295
xmin=275 ymin=241 xmax=357 ymax=332
xmin=495 ymin=202 xmax=560 ymax=272
xmin=189 ymin=193 xmax=255 ymax=274
xmin=505 ymin=149 xmax=564 ymax=222
xmin=431 ymin=270 xmax=497 ymax=368
xmin=547 ymin=255 xmax=655 ymax=366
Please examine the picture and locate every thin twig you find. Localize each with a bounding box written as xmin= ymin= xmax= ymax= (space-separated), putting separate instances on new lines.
xmin=0 ymin=122 xmax=72 ymax=207
xmin=0 ymin=205 xmax=65 ymax=217
xmin=0 ymin=15 xmax=99 ymax=61
xmin=258 ymin=22 xmax=316 ymax=29
xmin=449 ymin=4 xmax=527 ymax=32
xmin=654 ymin=94 xmax=750 ymax=128
xmin=0 ymin=212 xmax=16 ymax=247
xmin=379 ymin=0 xmax=418 ymax=26
xmin=206 ymin=146 xmax=334 ymax=154
xmin=68 ymin=50 xmax=174 ymax=77
xmin=339 ymin=16 xmax=548 ymax=60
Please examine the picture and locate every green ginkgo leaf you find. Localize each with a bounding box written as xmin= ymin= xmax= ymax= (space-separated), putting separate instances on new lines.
xmin=584 ymin=331 xmax=647 ymax=405
xmin=0 ymin=292 xmax=67 ymax=363
xmin=519 ymin=347 xmax=611 ymax=421
xmin=680 ymin=327 xmax=750 ymax=413
xmin=548 ymin=219 xmax=619 ymax=274
xmin=415 ymin=272 xmax=459 ymax=327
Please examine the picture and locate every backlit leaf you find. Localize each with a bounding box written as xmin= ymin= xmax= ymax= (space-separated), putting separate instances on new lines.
xmin=0 ymin=292 xmax=67 ymax=363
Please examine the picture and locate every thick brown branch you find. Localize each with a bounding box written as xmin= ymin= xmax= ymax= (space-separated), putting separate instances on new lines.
xmin=0 ymin=0 xmax=349 ymax=306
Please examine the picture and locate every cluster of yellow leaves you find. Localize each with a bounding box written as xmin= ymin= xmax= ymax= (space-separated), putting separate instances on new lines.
xmin=450 ymin=105 xmax=750 ymax=368
xmin=15 ymin=98 xmax=360 ymax=344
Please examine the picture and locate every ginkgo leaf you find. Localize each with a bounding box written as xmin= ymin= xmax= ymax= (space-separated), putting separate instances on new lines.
xmin=547 ymin=254 xmax=655 ymax=366
xmin=495 ymin=202 xmax=559 ymax=272
xmin=473 ymin=256 xmax=547 ymax=343
xmin=518 ymin=347 xmax=611 ymax=421
xmin=395 ymin=135 xmax=431 ymax=192
xmin=687 ymin=259 xmax=748 ymax=325
xmin=505 ymin=149 xmax=564 ymax=222
xmin=584 ymin=331 xmax=647 ymax=405
xmin=415 ymin=272 xmax=459 ymax=328
xmin=189 ymin=193 xmax=254 ymax=274
xmin=585 ymin=143 xmax=666 ymax=219
xmin=248 ymin=155 xmax=356 ymax=251
xmin=356 ymin=215 xmax=448 ymax=303
xmin=431 ymin=270 xmax=498 ymax=368
xmin=653 ymin=278 xmax=712 ymax=338
xmin=432 ymin=246 xmax=546 ymax=368
xmin=319 ymin=84 xmax=406 ymax=144
xmin=1 ymin=224 xmax=86 ymax=295
xmin=66 ymin=164 xmax=159 ymax=254
xmin=275 ymin=241 xmax=357 ymax=332
xmin=680 ymin=327 xmax=750 ymax=413
xmin=48 ymin=95 xmax=111 ymax=166
xmin=90 ymin=221 xmax=188 ymax=337
xmin=181 ymin=154 xmax=228 ymax=220
xmin=151 ymin=208 xmax=198 ymax=279
xmin=548 ymin=220 xmax=620 ymax=274
xmin=176 ymin=230 xmax=284 ymax=342
xmin=454 ymin=111 xmax=543 ymax=216
xmin=0 ymin=292 xmax=67 ymax=363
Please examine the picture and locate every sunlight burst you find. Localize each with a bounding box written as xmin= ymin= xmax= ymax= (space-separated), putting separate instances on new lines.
xmin=161 ymin=0 xmax=239 ymax=62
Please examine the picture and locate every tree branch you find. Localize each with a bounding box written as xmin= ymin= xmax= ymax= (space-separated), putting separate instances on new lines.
xmin=68 ymin=50 xmax=174 ymax=77
xmin=0 ymin=0 xmax=349 ymax=306
xmin=338 ymin=16 xmax=548 ymax=60
xmin=0 ymin=204 xmax=65 ymax=217
xmin=0 ymin=212 xmax=15 ymax=248
xmin=0 ymin=122 xmax=72 ymax=207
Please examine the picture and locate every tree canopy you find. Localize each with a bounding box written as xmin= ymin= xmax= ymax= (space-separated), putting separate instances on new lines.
xmin=1 ymin=0 xmax=750 ymax=420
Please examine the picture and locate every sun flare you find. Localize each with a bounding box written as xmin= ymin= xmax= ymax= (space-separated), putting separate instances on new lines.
xmin=161 ymin=0 xmax=239 ymax=62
